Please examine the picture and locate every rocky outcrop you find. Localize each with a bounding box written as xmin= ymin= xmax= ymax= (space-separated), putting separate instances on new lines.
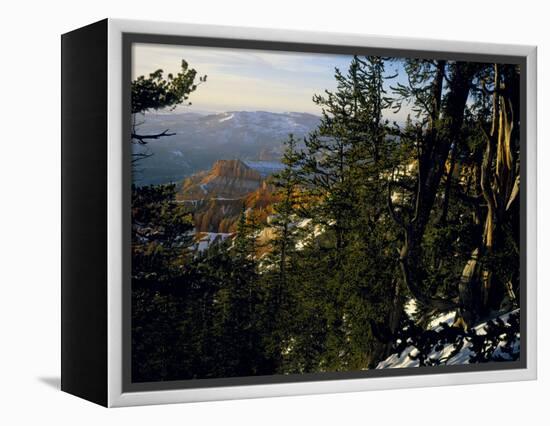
xmin=178 ymin=159 xmax=262 ymax=200
xmin=177 ymin=163 xmax=278 ymax=232
xmin=190 ymin=182 xmax=279 ymax=233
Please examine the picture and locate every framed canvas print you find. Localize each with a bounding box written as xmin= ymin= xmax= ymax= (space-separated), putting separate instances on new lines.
xmin=61 ymin=19 xmax=537 ymax=407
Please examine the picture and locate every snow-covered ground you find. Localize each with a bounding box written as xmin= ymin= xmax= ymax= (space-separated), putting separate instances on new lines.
xmin=195 ymin=232 xmax=233 ymax=252
xmin=294 ymin=218 xmax=326 ymax=250
xmin=218 ymin=113 xmax=234 ymax=123
xmin=376 ymin=307 xmax=520 ymax=369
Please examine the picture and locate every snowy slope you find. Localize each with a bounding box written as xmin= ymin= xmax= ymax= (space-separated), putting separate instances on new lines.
xmin=376 ymin=307 xmax=520 ymax=369
xmin=194 ymin=232 xmax=233 ymax=252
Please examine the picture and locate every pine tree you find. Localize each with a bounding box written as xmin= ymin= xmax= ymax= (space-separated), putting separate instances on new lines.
xmin=131 ymin=184 xmax=196 ymax=381
xmin=213 ymin=206 xmax=266 ymax=376
xmin=289 ymin=56 xmax=401 ymax=369
xmin=131 ymin=61 xmax=206 ymax=165
xmin=267 ymin=136 xmax=304 ymax=306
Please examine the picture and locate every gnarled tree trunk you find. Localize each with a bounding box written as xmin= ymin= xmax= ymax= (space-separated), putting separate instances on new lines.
xmin=475 ymin=64 xmax=520 ymax=318
xmin=389 ymin=61 xmax=477 ymax=314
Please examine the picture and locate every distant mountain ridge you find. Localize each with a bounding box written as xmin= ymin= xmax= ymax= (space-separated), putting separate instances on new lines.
xmin=132 ymin=111 xmax=319 ymax=186
xmin=197 ymin=111 xmax=319 ymax=141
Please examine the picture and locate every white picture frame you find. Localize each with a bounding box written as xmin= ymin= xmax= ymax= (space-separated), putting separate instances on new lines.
xmin=61 ymin=18 xmax=537 ymax=407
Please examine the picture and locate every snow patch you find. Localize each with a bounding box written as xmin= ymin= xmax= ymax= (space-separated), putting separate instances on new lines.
xmin=219 ymin=113 xmax=234 ymax=123
xmin=376 ymin=309 xmax=520 ymax=369
xmin=196 ymin=232 xmax=232 ymax=252
xmin=428 ymin=311 xmax=457 ymax=330
xmin=404 ymin=299 xmax=418 ymax=319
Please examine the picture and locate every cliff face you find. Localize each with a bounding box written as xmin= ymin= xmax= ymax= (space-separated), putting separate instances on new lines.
xmin=191 ymin=182 xmax=279 ymax=233
xmin=209 ymin=159 xmax=262 ymax=181
xmin=178 ymin=159 xmax=262 ymax=200
xmin=177 ymin=161 xmax=279 ymax=233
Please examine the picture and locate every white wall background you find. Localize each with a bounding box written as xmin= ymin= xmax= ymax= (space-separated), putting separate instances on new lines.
xmin=0 ymin=0 xmax=546 ymax=423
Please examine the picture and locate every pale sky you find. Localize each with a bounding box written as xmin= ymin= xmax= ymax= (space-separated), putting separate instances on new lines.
xmin=132 ymin=43 xmax=408 ymax=119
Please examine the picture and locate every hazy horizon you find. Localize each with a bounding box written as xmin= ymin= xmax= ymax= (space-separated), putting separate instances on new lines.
xmin=132 ymin=43 xmax=410 ymax=121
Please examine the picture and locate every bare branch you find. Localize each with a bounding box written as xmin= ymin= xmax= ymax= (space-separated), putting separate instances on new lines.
xmin=131 ymin=129 xmax=176 ymax=144
xmin=131 ymin=152 xmax=154 ymax=164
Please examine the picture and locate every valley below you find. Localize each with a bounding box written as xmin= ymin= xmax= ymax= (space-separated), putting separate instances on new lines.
xmin=133 ymin=110 xmax=314 ymax=250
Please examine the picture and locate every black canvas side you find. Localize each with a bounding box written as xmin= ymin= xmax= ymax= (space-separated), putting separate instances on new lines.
xmin=61 ymin=18 xmax=109 ymax=407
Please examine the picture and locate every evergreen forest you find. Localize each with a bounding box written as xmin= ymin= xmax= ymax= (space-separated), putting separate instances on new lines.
xmin=131 ymin=54 xmax=521 ymax=382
